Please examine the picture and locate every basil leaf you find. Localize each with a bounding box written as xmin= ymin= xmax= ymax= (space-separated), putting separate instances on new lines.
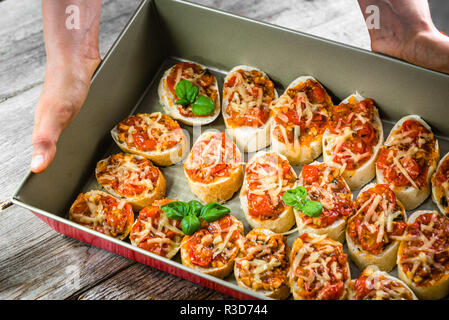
xmin=200 ymin=202 xmax=230 ymax=222
xmin=282 ymin=186 xmax=307 ymax=207
xmin=181 ymin=214 xmax=201 ymax=235
xmin=301 ymin=200 xmax=323 ymax=217
xmin=188 ymin=200 xmax=203 ymax=216
xmin=192 ymin=95 xmax=216 ymax=116
xmin=186 ymin=85 xmax=198 ymax=104
xmin=174 ymin=80 xmax=193 ymax=101
xmin=161 ymin=201 xmax=190 ymax=220
xmin=175 ymin=98 xmax=189 ymax=106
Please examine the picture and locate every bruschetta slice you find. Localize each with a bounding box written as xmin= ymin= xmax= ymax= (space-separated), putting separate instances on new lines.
xmin=376 ymin=115 xmax=439 ymax=210
xmin=158 ymin=62 xmax=220 ymax=125
xmin=346 ymin=183 xmax=407 ymax=272
xmin=240 ymin=151 xmax=297 ymax=233
xmin=294 ymin=162 xmax=353 ymax=243
xmin=184 ymin=131 xmax=243 ymax=203
xmin=432 ymin=152 xmax=449 ymax=215
xmin=289 ymin=233 xmax=351 ymax=300
xmin=95 ymin=153 xmax=166 ymax=211
xmin=271 ymin=76 xmax=333 ymax=165
xmin=180 ymin=214 xmax=244 ymax=279
xmin=130 ymin=199 xmax=183 ymax=259
xmin=348 ymin=265 xmax=417 ymax=300
xmin=234 ymin=228 xmax=290 ymax=299
xmin=69 ymin=190 xmax=134 ymax=240
xmin=111 ymin=112 xmax=188 ymax=166
xmin=397 ymin=210 xmax=449 ymax=300
xmin=222 ymin=66 xmax=278 ymax=152
xmin=323 ymin=92 xmax=383 ymax=190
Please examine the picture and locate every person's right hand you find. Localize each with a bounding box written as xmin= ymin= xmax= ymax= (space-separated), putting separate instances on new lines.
xmin=358 ymin=0 xmax=449 ymax=74
xmin=31 ymin=58 xmax=100 ymax=173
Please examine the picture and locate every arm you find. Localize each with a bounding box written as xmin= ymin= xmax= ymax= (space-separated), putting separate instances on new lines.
xmin=31 ymin=0 xmax=102 ymax=173
xmin=357 ymin=0 xmax=449 ymax=74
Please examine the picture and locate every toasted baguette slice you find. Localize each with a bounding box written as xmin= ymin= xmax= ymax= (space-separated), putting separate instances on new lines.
xmin=348 ymin=266 xmax=417 ymax=300
xmin=323 ymin=92 xmax=383 ymax=190
xmin=222 ymin=65 xmax=278 ymax=152
xmin=346 ymin=183 xmax=407 ymax=272
xmin=431 ymin=152 xmax=449 ymax=215
xmin=234 ymin=228 xmax=290 ymax=299
xmin=129 ymin=199 xmax=183 ymax=259
xmin=184 ymin=131 xmax=243 ymax=203
xmin=69 ymin=190 xmax=134 ymax=240
xmin=376 ymin=115 xmax=439 ymax=210
xmin=295 ymin=161 xmax=354 ymax=243
xmin=96 ymin=153 xmax=166 ymax=211
xmin=111 ymin=112 xmax=188 ymax=166
xmin=158 ymin=62 xmax=220 ymax=126
xmin=271 ymin=76 xmax=333 ymax=165
xmin=289 ymin=233 xmax=351 ymax=300
xmin=397 ymin=210 xmax=449 ymax=300
xmin=180 ymin=215 xmax=244 ymax=279
xmin=240 ymin=151 xmax=297 ymax=233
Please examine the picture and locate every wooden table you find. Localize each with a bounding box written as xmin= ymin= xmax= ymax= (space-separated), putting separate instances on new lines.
xmin=0 ymin=0 xmax=374 ymax=300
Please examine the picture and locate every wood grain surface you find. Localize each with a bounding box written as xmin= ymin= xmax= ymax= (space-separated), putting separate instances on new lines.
xmin=0 ymin=0 xmax=446 ymax=300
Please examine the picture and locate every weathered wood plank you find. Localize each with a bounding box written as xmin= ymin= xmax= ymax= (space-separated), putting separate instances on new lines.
xmin=76 ymin=263 xmax=229 ymax=300
xmin=0 ymin=205 xmax=135 ymax=300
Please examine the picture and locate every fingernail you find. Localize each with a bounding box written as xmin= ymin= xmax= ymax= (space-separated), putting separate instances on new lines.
xmin=31 ymin=155 xmax=44 ymax=170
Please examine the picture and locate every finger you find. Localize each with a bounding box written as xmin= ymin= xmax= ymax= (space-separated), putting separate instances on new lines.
xmin=31 ymin=99 xmax=77 ymax=173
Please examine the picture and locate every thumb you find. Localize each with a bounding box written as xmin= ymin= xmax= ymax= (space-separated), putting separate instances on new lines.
xmin=31 ymin=135 xmax=57 ymax=173
xmin=31 ymin=100 xmax=74 ymax=173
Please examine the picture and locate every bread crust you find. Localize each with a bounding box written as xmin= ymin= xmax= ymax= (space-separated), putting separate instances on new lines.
xmin=397 ymin=210 xmax=449 ymax=300
xmin=322 ymin=92 xmax=384 ymax=190
xmin=234 ymin=228 xmax=290 ymax=299
xmin=95 ymin=154 xmax=166 ymax=211
xmin=184 ymin=131 xmax=243 ymax=203
xmin=222 ymin=65 xmax=278 ymax=152
xmin=348 ymin=265 xmax=418 ymax=300
xmin=270 ymin=76 xmax=331 ymax=165
xmin=158 ymin=62 xmax=220 ymax=126
xmin=431 ymin=151 xmax=449 ymax=215
xmin=180 ymin=215 xmax=244 ymax=279
xmin=240 ymin=151 xmax=296 ymax=233
xmin=376 ymin=115 xmax=439 ymax=210
xmin=345 ymin=183 xmax=406 ymax=272
xmin=111 ymin=114 xmax=188 ymax=167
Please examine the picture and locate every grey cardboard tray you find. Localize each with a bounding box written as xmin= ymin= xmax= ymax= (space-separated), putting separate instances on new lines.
xmin=12 ymin=0 xmax=449 ymax=299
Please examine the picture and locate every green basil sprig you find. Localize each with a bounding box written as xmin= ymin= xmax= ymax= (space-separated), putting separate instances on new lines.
xmin=282 ymin=186 xmax=323 ymax=217
xmin=161 ymin=200 xmax=230 ymax=235
xmin=174 ymin=80 xmax=215 ymax=116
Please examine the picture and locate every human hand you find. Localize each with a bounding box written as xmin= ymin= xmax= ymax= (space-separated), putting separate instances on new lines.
xmin=31 ymin=0 xmax=101 ymax=173
xmin=358 ymin=0 xmax=449 ymax=74
xmin=31 ymin=59 xmax=99 ymax=173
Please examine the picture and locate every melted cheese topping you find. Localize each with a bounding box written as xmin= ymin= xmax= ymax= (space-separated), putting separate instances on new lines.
xmin=399 ymin=212 xmax=449 ymax=286
xmin=131 ymin=205 xmax=183 ymax=257
xmin=185 ymin=132 xmax=241 ymax=183
xmin=96 ymin=153 xmax=159 ymax=198
xmin=354 ymin=269 xmax=415 ymax=300
xmin=118 ymin=112 xmax=182 ymax=153
xmin=290 ymin=234 xmax=349 ymax=300
xmin=245 ymin=153 xmax=295 ymax=208
xmin=235 ymin=230 xmax=289 ymax=291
